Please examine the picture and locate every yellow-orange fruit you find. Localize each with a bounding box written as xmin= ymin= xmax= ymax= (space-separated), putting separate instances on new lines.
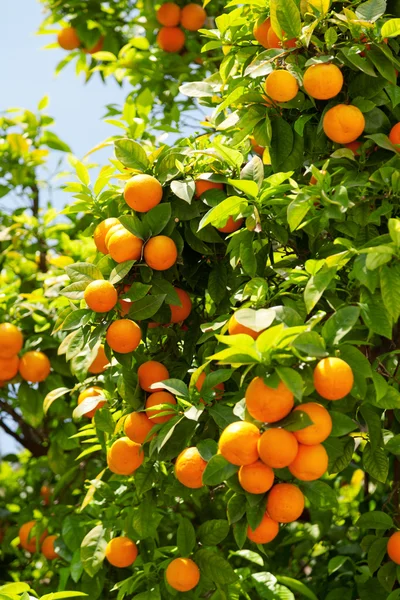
xmin=218 ymin=421 xmax=260 ymax=466
xmin=303 ymin=63 xmax=343 ymax=100
xmin=253 ymin=18 xmax=271 ymax=48
xmin=0 ymin=355 xmax=20 ymax=381
xmin=88 ymin=345 xmax=109 ymax=374
xmin=250 ymin=136 xmax=264 ymax=155
xmin=145 ymin=391 xmax=177 ymax=424
xmin=265 ymin=70 xmax=299 ymax=103
xmin=195 ymin=371 xmax=224 ymax=402
xmin=84 ymin=37 xmax=104 ymax=54
xmin=157 ymin=27 xmax=186 ymax=52
xmin=181 ymin=4 xmax=207 ymax=31
xmin=169 ymin=288 xmax=192 ymax=323
xmin=194 ymin=179 xmax=224 ymax=198
xmin=40 ymin=485 xmax=51 ymax=506
xmin=238 ymin=460 xmax=274 ymax=494
xmin=57 ymin=27 xmax=80 ymax=50
xmin=144 ymin=236 xmax=178 ymax=271
xmin=93 ymin=218 xmax=120 ymax=254
xmin=217 ymin=216 xmax=244 ymax=233
xmin=106 ymin=319 xmax=142 ymax=353
xmin=345 ymin=140 xmax=362 ymax=155
xmin=19 ymin=351 xmax=50 ymax=383
xmin=19 ymin=521 xmax=48 ymax=553
xmin=388 ymin=531 xmax=400 ymax=564
xmin=228 ymin=314 xmax=260 ymax=340
xmin=245 ymin=377 xmax=294 ymax=423
xmin=166 ymin=558 xmax=200 ymax=592
xmin=138 ymin=361 xmax=170 ymax=392
xmin=107 ymin=437 xmax=144 ymax=475
xmin=313 ymin=357 xmax=354 ymax=400
xmin=175 ymin=447 xmax=207 ymax=488
xmin=0 ymin=323 xmax=23 ymax=358
xmin=107 ymin=228 xmax=143 ymax=263
xmin=41 ymin=535 xmax=59 ymax=560
xmin=157 ymin=2 xmax=181 ymax=26
xmin=123 ymin=174 xmax=163 ymax=212
xmin=293 ymin=402 xmax=332 ymax=445
xmin=323 ymin=104 xmax=365 ymax=144
xmin=266 ymin=483 xmax=305 ymax=523
xmin=258 ymin=428 xmax=299 ymax=468
xmin=124 ymin=412 xmax=155 ymax=444
xmin=78 ymin=386 xmax=106 ymax=418
xmin=247 ymin=513 xmax=279 ymax=544
xmin=105 ymin=537 xmax=138 ymax=567
xmin=84 ymin=280 xmax=118 ymax=312
xmin=105 ymin=223 xmax=124 ymax=248
xmin=389 ymin=122 xmax=400 ymax=145
xmin=288 ymin=443 xmax=329 ymax=481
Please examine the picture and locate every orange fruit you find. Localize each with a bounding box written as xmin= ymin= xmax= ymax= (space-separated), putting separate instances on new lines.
xmin=245 ymin=377 xmax=294 ymax=423
xmin=84 ymin=37 xmax=104 ymax=54
xmin=40 ymin=485 xmax=51 ymax=506
xmin=138 ymin=361 xmax=170 ymax=392
xmin=107 ymin=227 xmax=144 ymax=263
xmin=105 ymin=537 xmax=138 ymax=568
xmin=388 ymin=531 xmax=400 ymax=564
xmin=84 ymin=280 xmax=118 ymax=312
xmin=0 ymin=355 xmax=20 ymax=381
xmin=288 ymin=443 xmax=328 ymax=481
xmin=323 ymin=104 xmax=365 ymax=144
xmin=250 ymin=136 xmax=264 ymax=155
xmin=157 ymin=2 xmax=181 ymax=26
xmin=313 ymin=357 xmax=354 ymax=400
xmin=293 ymin=402 xmax=332 ymax=445
xmin=41 ymin=535 xmax=59 ymax=560
xmin=124 ymin=412 xmax=155 ymax=443
xmin=169 ymin=288 xmax=192 ymax=323
xmin=88 ymin=345 xmax=109 ymax=374
xmin=106 ymin=319 xmax=142 ymax=354
xmin=119 ymin=285 xmax=132 ymax=317
xmin=228 ymin=314 xmax=260 ymax=340
xmin=93 ymin=218 xmax=120 ymax=254
xmin=253 ymin=18 xmax=271 ymax=48
xmin=258 ymin=428 xmax=299 ymax=469
xmin=195 ymin=371 xmax=224 ymax=402
xmin=145 ymin=391 xmax=177 ymax=423
xmin=144 ymin=236 xmax=178 ymax=271
xmin=310 ymin=169 xmax=327 ymax=184
xmin=107 ymin=437 xmax=144 ymax=475
xmin=19 ymin=351 xmax=50 ymax=383
xmin=265 ymin=70 xmax=299 ymax=103
xmin=266 ymin=28 xmax=296 ymax=49
xmin=217 ymin=216 xmax=244 ymax=233
xmin=0 ymin=323 xmax=23 ymax=358
xmin=157 ymin=27 xmax=186 ymax=52
xmin=166 ymin=557 xmax=200 ymax=592
xmin=124 ymin=174 xmax=163 ymax=212
xmin=345 ymin=140 xmax=362 ymax=155
xmin=389 ymin=122 xmax=400 ymax=145
xmin=266 ymin=483 xmax=305 ymax=523
xmin=104 ymin=223 xmax=124 ymax=248
xmin=57 ymin=27 xmax=80 ymax=50
xmin=218 ymin=421 xmax=260 ymax=466
xmin=238 ymin=460 xmax=274 ymax=494
xmin=19 ymin=521 xmax=48 ymax=553
xmin=180 ymin=4 xmax=207 ymax=31
xmin=175 ymin=447 xmax=207 ymax=488
xmin=78 ymin=386 xmax=106 ymax=418
xmin=303 ymin=63 xmax=343 ymax=100
xmin=195 ymin=179 xmax=224 ymax=198
xmin=247 ymin=513 xmax=279 ymax=544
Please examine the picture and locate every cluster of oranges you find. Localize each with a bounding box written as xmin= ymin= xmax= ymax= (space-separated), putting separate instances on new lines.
xmin=57 ymin=26 xmax=103 ymax=54
xmin=156 ymin=2 xmax=207 ymax=53
xmin=0 ymin=323 xmax=51 ymax=385
xmin=19 ymin=520 xmax=59 ymax=561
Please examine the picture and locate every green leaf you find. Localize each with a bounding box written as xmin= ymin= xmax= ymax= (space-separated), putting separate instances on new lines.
xmin=368 ymin=538 xmax=389 ymax=575
xmin=330 ymin=411 xmax=357 ymax=436
xmin=228 ymin=178 xmax=259 ymax=199
xmin=389 ymin=219 xmax=400 ymax=246
xmin=301 ymin=481 xmax=338 ymax=510
xmin=227 ymin=493 xmax=247 ymax=524
xmin=363 ymin=443 xmax=389 ymax=483
xmin=275 ymin=367 xmax=303 ymax=400
xmin=94 ymin=407 xmax=114 ymax=434
xmin=208 ymin=263 xmax=228 ymax=304
xmin=80 ymin=525 xmax=107 ymax=577
xmin=380 ymin=264 xmax=400 ymax=321
xmin=292 ymin=332 xmax=327 ymax=358
xmin=356 ymin=0 xmax=386 ymax=21
xmin=287 ymin=196 xmax=311 ymax=231
xmin=119 ymin=214 xmax=149 ymax=240
xmin=197 ymin=439 xmax=218 ymax=461
xmin=143 ymin=203 xmax=171 ymax=236
xmin=177 ymin=518 xmax=196 ymax=557
xmin=325 ymin=436 xmax=355 ymax=474
xmin=357 ymin=510 xmax=393 ymax=530
xmin=41 ymin=593 xmax=88 ymax=600
xmin=114 ymin=138 xmax=149 ymax=169
xmin=154 ymin=378 xmax=189 ymax=398
xmin=129 ymin=294 xmax=166 ymax=320
xmin=198 ymin=196 xmax=246 ymax=230
xmin=43 ymin=387 xmax=71 ymax=415
xmin=109 ymin=261 xmax=135 ymax=284
xmin=360 ymin=288 xmax=393 ymax=339
xmin=304 ymin=266 xmax=336 ymax=313
xmin=202 ymin=455 xmax=239 ymax=485
xmin=276 ymin=409 xmax=313 ymax=432
xmin=198 ymin=520 xmax=230 ymax=546
xmin=328 ymin=556 xmax=350 ymax=574
xmin=195 ymin=549 xmax=238 ymax=585
xmin=61 ymin=309 xmax=90 ymax=331
xmin=270 ymin=118 xmax=294 ymax=171
xmin=66 ymin=263 xmax=103 ymax=284
xmin=381 ymin=18 xmax=400 ymax=37
xmin=322 ymin=307 xmax=360 ymax=346
xmin=276 ymin=576 xmax=319 ymax=600
xmin=240 ymin=241 xmax=257 ymax=277
xmin=241 ymin=156 xmax=264 ymax=190
xmin=377 ymin=561 xmax=397 ymax=592
xmin=275 ymin=0 xmax=302 ymax=38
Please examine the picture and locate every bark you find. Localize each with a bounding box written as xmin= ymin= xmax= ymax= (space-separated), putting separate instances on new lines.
xmin=0 ymin=400 xmax=47 ymax=457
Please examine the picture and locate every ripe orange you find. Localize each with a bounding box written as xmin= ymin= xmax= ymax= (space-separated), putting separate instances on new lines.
xmin=181 ymin=4 xmax=207 ymax=31
xmin=119 ymin=284 xmax=133 ymax=317
xmin=0 ymin=355 xmax=19 ymax=381
xmin=388 ymin=531 xmax=400 ymax=564
xmin=218 ymin=421 xmax=260 ymax=466
xmin=19 ymin=351 xmax=50 ymax=383
xmin=345 ymin=140 xmax=362 ymax=155
xmin=105 ymin=537 xmax=138 ymax=568
xmin=40 ymin=485 xmax=51 ymax=506
xmin=323 ymin=104 xmax=365 ymax=144
xmin=84 ymin=280 xmax=118 ymax=312
xmin=265 ymin=70 xmax=299 ymax=103
xmin=389 ymin=122 xmax=400 ymax=145
xmin=247 ymin=513 xmax=279 ymax=544
xmin=107 ymin=437 xmax=144 ymax=475
xmin=258 ymin=428 xmax=299 ymax=468
xmin=253 ymin=18 xmax=271 ymax=48
xmin=175 ymin=447 xmax=207 ymax=488
xmin=217 ymin=216 xmax=244 ymax=233
xmin=145 ymin=391 xmax=177 ymax=423
xmin=144 ymin=236 xmax=178 ymax=271
xmin=124 ymin=174 xmax=163 ymax=212
xmin=124 ymin=411 xmax=155 ymax=443
xmin=293 ymin=402 xmax=332 ymax=445
xmin=195 ymin=179 xmax=224 ymax=198
xmin=266 ymin=28 xmax=296 ymax=49
xmin=107 ymin=227 xmax=144 ymax=263
xmin=105 ymin=223 xmax=124 ymax=248
xmin=166 ymin=557 xmax=200 ymax=592
xmin=313 ymin=357 xmax=354 ymax=400
xmin=288 ymin=443 xmax=328 ymax=481
xmin=228 ymin=314 xmax=260 ymax=340
xmin=88 ymin=345 xmax=109 ymax=374
xmin=245 ymin=377 xmax=294 ymax=423
xmin=266 ymin=483 xmax=305 ymax=523
xmin=157 ymin=2 xmax=181 ymax=26
xmin=195 ymin=371 xmax=224 ymax=402
xmin=41 ymin=535 xmax=59 ymax=560
xmin=93 ymin=218 xmax=120 ymax=254
xmin=303 ymin=63 xmax=343 ymax=100
xmin=250 ymin=136 xmax=264 ymax=155
xmin=169 ymin=288 xmax=192 ymax=323
xmin=0 ymin=323 xmax=23 ymax=358
xmin=238 ymin=460 xmax=274 ymax=494
xmin=106 ymin=319 xmax=142 ymax=354
xmin=57 ymin=27 xmax=80 ymax=50
xmin=78 ymin=386 xmax=106 ymax=418
xmin=157 ymin=27 xmax=186 ymax=52
xmin=19 ymin=521 xmax=48 ymax=553
xmin=84 ymin=37 xmax=104 ymax=54
xmin=138 ymin=361 xmax=170 ymax=392
xmin=310 ymin=169 xmax=327 ymax=185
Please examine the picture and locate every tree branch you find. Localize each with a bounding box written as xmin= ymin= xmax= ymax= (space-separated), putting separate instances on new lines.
xmin=0 ymin=400 xmax=47 ymax=457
